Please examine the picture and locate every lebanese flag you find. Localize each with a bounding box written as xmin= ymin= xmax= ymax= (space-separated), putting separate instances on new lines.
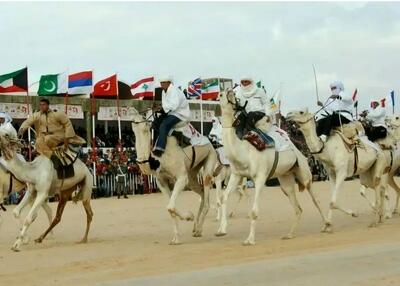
xmin=131 ymin=76 xmax=154 ymax=99
xmin=201 ymin=80 xmax=220 ymax=100
xmin=92 ymin=74 xmax=118 ymax=97
xmin=0 ymin=67 xmax=28 ymax=93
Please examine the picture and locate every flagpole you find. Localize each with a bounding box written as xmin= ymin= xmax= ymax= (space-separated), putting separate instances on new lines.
xmin=64 ymin=92 xmax=69 ymax=114
xmin=25 ymin=66 xmax=32 ymax=161
xmin=91 ymin=91 xmax=97 ymax=187
xmin=115 ymin=74 xmax=122 ymax=151
xmin=312 ymin=64 xmax=320 ymax=104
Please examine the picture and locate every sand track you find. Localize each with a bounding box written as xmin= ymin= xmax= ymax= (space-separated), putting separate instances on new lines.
xmin=1 ymin=180 xmax=399 ymax=286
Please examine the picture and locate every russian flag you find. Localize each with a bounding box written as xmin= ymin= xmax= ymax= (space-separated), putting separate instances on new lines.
xmin=68 ymin=71 xmax=93 ymax=95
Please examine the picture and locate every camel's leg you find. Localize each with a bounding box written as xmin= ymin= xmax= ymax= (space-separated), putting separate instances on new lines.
xmin=216 ymin=173 xmax=243 ymax=237
xmin=41 ymin=200 xmax=54 ymax=236
xmin=359 ymin=185 xmax=377 ymax=211
xmin=323 ymin=170 xmax=357 ymax=233
xmin=13 ymin=188 xmax=34 ymax=219
xmin=278 ymin=174 xmax=302 ymax=240
xmin=215 ymin=174 xmax=223 ymax=221
xmin=79 ymin=199 xmax=93 ymax=243
xmin=307 ymin=186 xmax=328 ymax=226
xmin=35 ymin=192 xmax=69 ymax=243
xmin=156 ymin=177 xmax=185 ymax=245
xmin=229 ymin=186 xmax=244 ymax=218
xmin=243 ymin=174 xmax=267 ymax=246
xmin=388 ymin=174 xmax=400 ymax=215
xmin=12 ymin=191 xmax=47 ymax=251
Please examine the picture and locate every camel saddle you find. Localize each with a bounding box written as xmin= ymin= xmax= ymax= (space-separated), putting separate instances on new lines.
xmin=243 ymin=129 xmax=275 ymax=151
xmin=332 ymin=122 xmax=364 ymax=152
xmin=50 ymin=144 xmax=80 ymax=179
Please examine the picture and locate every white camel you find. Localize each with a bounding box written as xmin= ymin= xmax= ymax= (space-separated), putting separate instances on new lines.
xmin=0 ymin=166 xmax=53 ymax=241
xmin=214 ymin=165 xmax=250 ymax=221
xmin=0 ymin=123 xmax=93 ymax=251
xmin=132 ymin=113 xmax=218 ymax=244
xmin=287 ymin=109 xmax=389 ymax=231
xmin=216 ymin=90 xmax=327 ymax=245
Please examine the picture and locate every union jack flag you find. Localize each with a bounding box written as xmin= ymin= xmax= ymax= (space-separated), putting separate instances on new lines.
xmin=188 ymin=78 xmax=202 ymax=98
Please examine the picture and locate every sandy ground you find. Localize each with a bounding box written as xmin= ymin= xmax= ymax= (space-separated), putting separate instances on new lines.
xmin=1 ymin=179 xmax=400 ymax=286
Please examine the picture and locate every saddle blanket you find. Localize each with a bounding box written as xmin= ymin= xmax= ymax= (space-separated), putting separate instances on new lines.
xmin=358 ymin=135 xmax=381 ymax=152
xmin=266 ymin=125 xmax=293 ymax=152
xmin=170 ymin=123 xmax=210 ymax=146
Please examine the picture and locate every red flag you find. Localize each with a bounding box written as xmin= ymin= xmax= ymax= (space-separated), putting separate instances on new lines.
xmin=381 ymin=98 xmax=386 ymax=108
xmin=92 ymin=74 xmax=118 ymax=97
xmin=352 ymin=88 xmax=358 ymax=102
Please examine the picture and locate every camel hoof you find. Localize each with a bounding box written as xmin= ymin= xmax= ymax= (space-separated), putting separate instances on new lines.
xmin=321 ymin=223 xmax=333 ymax=233
xmin=368 ymin=222 xmax=378 ymax=228
xmin=11 ymin=242 xmax=21 ymax=252
xmin=169 ymin=239 xmax=182 ymax=245
xmin=228 ymin=212 xmax=235 ymax=218
xmin=242 ymin=240 xmax=255 ymax=246
xmin=215 ymin=231 xmax=227 ymax=237
xmin=351 ymin=212 xmax=359 ymax=218
xmin=192 ymin=232 xmax=202 ymax=238
xmin=12 ymin=209 xmax=21 ymax=219
xmin=281 ymin=234 xmax=294 ymax=240
xmin=34 ymin=237 xmax=43 ymax=244
xmin=385 ymin=213 xmax=392 ymax=220
xmin=78 ymin=239 xmax=88 ymax=244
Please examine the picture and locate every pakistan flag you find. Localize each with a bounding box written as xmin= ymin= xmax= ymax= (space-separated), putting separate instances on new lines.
xmin=38 ymin=73 xmax=68 ymax=95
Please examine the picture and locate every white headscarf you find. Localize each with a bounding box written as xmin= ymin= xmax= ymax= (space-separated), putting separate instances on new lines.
xmin=239 ymin=77 xmax=258 ymax=98
xmin=330 ymin=81 xmax=345 ymax=96
xmin=0 ymin=112 xmax=12 ymax=125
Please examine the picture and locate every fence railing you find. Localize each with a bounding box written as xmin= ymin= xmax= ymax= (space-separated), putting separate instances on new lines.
xmin=94 ymin=173 xmax=158 ymax=197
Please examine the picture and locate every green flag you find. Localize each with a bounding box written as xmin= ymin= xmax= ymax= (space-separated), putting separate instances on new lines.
xmin=256 ymin=81 xmax=262 ymax=88
xmin=38 ymin=73 xmax=67 ymax=95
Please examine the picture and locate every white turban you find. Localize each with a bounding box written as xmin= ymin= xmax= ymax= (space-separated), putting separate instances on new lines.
xmin=159 ymin=75 xmax=173 ymax=83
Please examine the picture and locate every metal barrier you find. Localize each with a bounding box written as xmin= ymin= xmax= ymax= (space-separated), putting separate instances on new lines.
xmin=95 ymin=173 xmax=158 ymax=197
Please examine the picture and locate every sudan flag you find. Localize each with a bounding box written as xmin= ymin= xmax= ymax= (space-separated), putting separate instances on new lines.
xmin=0 ymin=67 xmax=28 ymax=93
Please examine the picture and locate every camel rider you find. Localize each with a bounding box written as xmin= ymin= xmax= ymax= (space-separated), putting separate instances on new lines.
xmin=316 ymin=81 xmax=353 ymax=142
xmin=234 ymin=77 xmax=269 ymax=138
xmin=208 ymin=116 xmax=223 ymax=148
xmin=18 ymin=98 xmax=86 ymax=157
xmin=152 ymin=76 xmax=191 ymax=157
xmin=365 ymin=99 xmax=387 ymax=142
xmin=0 ymin=112 xmax=12 ymax=126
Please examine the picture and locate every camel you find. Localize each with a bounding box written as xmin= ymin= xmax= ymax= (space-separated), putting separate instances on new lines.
xmin=287 ymin=109 xmax=389 ymax=231
xmin=214 ymin=164 xmax=250 ymax=221
xmin=0 ymin=166 xmax=53 ymax=241
xmin=216 ymin=90 xmax=327 ymax=245
xmin=0 ymin=123 xmax=93 ymax=251
xmin=131 ymin=112 xmax=218 ymax=245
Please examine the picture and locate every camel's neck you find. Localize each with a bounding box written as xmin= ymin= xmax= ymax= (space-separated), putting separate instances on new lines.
xmin=133 ymin=127 xmax=152 ymax=161
xmin=220 ymin=106 xmax=246 ymax=155
xmin=298 ymin=120 xmax=326 ymax=156
xmin=1 ymin=153 xmax=35 ymax=183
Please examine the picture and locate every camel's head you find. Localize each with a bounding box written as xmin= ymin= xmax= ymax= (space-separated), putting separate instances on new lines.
xmin=131 ymin=112 xmax=152 ymax=136
xmin=0 ymin=123 xmax=20 ymax=160
xmin=386 ymin=115 xmax=400 ymax=129
xmin=219 ymin=89 xmax=237 ymax=113
xmin=286 ymin=108 xmax=314 ymax=126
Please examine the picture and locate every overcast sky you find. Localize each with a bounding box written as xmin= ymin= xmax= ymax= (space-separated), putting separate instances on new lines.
xmin=1 ymin=1 xmax=399 ymax=113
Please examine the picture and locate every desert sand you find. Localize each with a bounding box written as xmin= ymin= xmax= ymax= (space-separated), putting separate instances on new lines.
xmin=1 ymin=179 xmax=400 ymax=286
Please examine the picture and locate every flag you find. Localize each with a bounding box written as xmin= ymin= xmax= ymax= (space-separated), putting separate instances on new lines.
xmin=188 ymin=78 xmax=202 ymax=98
xmin=380 ymin=98 xmax=386 ymax=108
xmin=131 ymin=76 xmax=154 ymax=99
xmin=38 ymin=73 xmax=68 ymax=95
xmin=92 ymin=74 xmax=118 ymax=97
xmin=68 ymin=71 xmax=93 ymax=95
xmin=390 ymin=90 xmax=395 ymax=107
xmin=352 ymin=88 xmax=358 ymax=108
xmin=269 ymin=89 xmax=281 ymax=113
xmin=0 ymin=67 xmax=28 ymax=93
xmin=201 ymin=80 xmax=220 ymax=100
xmin=256 ymin=80 xmax=262 ymax=88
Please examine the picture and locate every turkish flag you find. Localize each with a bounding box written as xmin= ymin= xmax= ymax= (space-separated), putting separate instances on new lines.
xmin=92 ymin=74 xmax=118 ymax=97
